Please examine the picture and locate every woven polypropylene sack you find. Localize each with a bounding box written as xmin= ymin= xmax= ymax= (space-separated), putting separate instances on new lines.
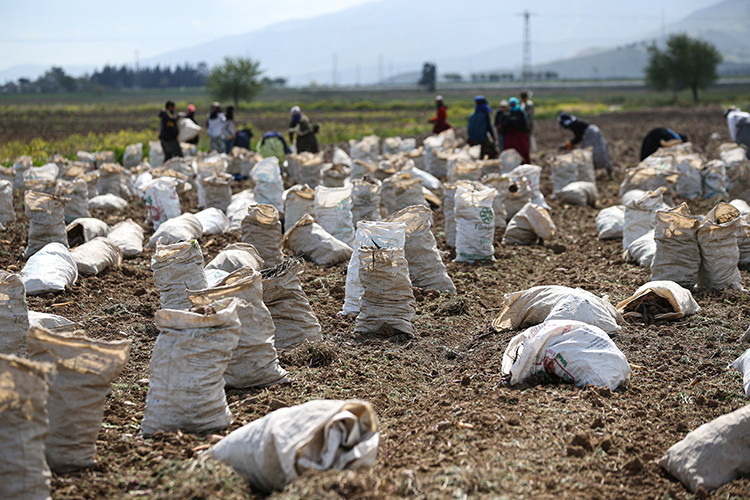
xmin=108 ymin=219 xmax=144 ymax=257
xmin=144 ymin=177 xmax=181 ymax=230
xmin=454 ymin=185 xmax=496 ymax=262
xmin=66 ymin=217 xmax=110 ymax=247
xmin=502 ymin=202 xmax=556 ymax=246
xmin=141 ymin=298 xmax=241 ymax=436
xmin=596 ymin=205 xmax=625 ymax=240
xmin=283 ymin=214 xmax=353 ymax=266
xmin=0 ymin=272 xmax=29 ymax=354
xmin=56 ymin=178 xmax=90 ymax=223
xmin=0 ymin=179 xmax=14 ymax=225
xmin=241 ymin=204 xmax=284 ymax=267
xmin=479 ymin=174 xmax=509 ymax=230
xmin=351 ymin=178 xmax=382 ymax=227
xmin=205 ymin=243 xmax=264 ymax=273
xmin=25 ymin=190 xmax=69 ymax=258
xmin=146 ymin=213 xmax=203 ymax=248
xmin=27 ymin=327 xmax=130 ymax=473
xmin=314 ymin=185 xmax=355 ymax=246
xmin=21 ymin=242 xmax=78 ymax=295
xmin=616 ymin=280 xmax=700 ymax=321
xmin=651 ymin=203 xmax=701 ymax=288
xmin=623 ymin=230 xmax=657 ymax=267
xmin=201 ymin=173 xmax=233 ymax=213
xmin=251 ymin=157 xmax=284 ymax=213
xmin=381 ymin=173 xmax=425 ymax=217
xmin=194 ymin=207 xmax=230 ymax=235
xmin=151 ymin=240 xmax=208 ymax=309
xmin=555 ymin=181 xmax=598 ymax=207
xmin=697 ymin=203 xmax=743 ymax=290
xmin=70 ymin=237 xmax=123 ymax=275
xmin=622 ymin=187 xmax=669 ymax=250
xmin=97 ymin=163 xmax=134 ymax=200
xmin=284 ymin=184 xmax=315 ymax=230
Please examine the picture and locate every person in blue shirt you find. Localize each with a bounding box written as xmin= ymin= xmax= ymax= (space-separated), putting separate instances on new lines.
xmin=640 ymin=127 xmax=688 ymax=160
xmin=467 ymin=96 xmax=498 ymax=159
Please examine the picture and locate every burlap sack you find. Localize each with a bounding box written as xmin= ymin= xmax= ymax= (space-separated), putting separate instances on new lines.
xmin=97 ymin=163 xmax=134 ymax=200
xmin=314 ymin=185 xmax=355 ymax=246
xmin=201 ymin=173 xmax=233 ymax=213
xmin=27 ymin=327 xmax=130 ymax=473
xmin=66 ymin=217 xmax=110 ymax=247
xmin=454 ymin=185 xmax=496 ymax=262
xmin=57 ymin=178 xmax=89 ymax=223
xmin=284 ymin=184 xmax=315 ymax=230
xmin=283 ymin=214 xmax=353 ymax=266
xmin=108 ymin=219 xmax=144 ymax=257
xmin=141 ymin=298 xmax=241 ymax=436
xmin=25 ymin=190 xmax=69 ymax=258
xmin=70 ymin=237 xmax=123 ymax=275
xmin=650 ymin=204 xmax=701 ymax=288
xmin=146 ymin=213 xmax=203 ymax=248
xmin=351 ymin=177 xmax=382 ymax=227
xmin=384 ymin=205 xmax=455 ymax=292
xmin=0 ymin=354 xmax=52 ymax=500
xmin=0 ymin=271 xmax=29 ymax=355
xmin=188 ymin=268 xmax=287 ymax=388
xmin=502 ymin=202 xmax=556 ymax=246
xmin=0 ymin=179 xmax=14 ymax=225
xmin=381 ymin=173 xmax=425 ymax=217
xmin=205 ymin=243 xmax=264 ymax=273
xmin=697 ymin=203 xmax=743 ymax=290
xmin=261 ymin=260 xmax=322 ymax=351
xmin=355 ymin=246 xmax=416 ymax=336
xmin=151 ymin=240 xmax=208 ymax=309
xmin=241 ymin=204 xmax=284 ymax=267
xmin=205 ymin=399 xmax=379 ymax=494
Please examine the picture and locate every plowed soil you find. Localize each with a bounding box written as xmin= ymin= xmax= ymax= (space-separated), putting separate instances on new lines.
xmin=4 ymin=107 xmax=750 ymax=499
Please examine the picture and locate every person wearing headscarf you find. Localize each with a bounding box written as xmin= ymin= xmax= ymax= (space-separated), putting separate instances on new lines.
xmin=206 ymin=102 xmax=226 ymax=153
xmin=501 ymin=97 xmax=530 ymax=163
xmin=467 ymin=96 xmax=498 ymax=159
xmin=429 ymin=95 xmax=453 ymax=134
xmin=640 ymin=127 xmax=688 ymax=160
xmin=558 ymin=112 xmax=614 ymax=178
xmin=288 ymin=105 xmax=320 ymax=154
xmin=520 ymin=90 xmax=536 ymax=153
xmin=222 ymin=105 xmax=236 ymax=154
xmin=725 ymin=106 xmax=750 ymax=158
xmin=494 ymin=99 xmax=509 ymax=153
xmin=185 ymin=104 xmax=199 ymax=146
xmin=257 ymin=131 xmax=292 ymax=164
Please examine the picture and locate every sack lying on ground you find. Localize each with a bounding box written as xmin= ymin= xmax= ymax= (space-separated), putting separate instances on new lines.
xmin=596 ymin=205 xmax=625 ymax=240
xmin=492 ymin=285 xmax=622 ymax=335
xmin=27 ymin=327 xmax=130 ymax=473
xmin=283 ymin=214 xmax=353 ymax=266
xmin=698 ymin=203 xmax=743 ymax=290
xmin=141 ymin=298 xmax=241 ymax=436
xmin=0 ymin=354 xmax=52 ymax=500
xmin=144 ymin=177 xmax=181 ymax=229
xmin=381 ymin=173 xmax=425 ymax=217
xmin=658 ymin=404 xmax=750 ymax=492
xmin=651 ymin=204 xmax=701 ymax=288
xmin=146 ymin=213 xmax=203 ymax=248
xmin=555 ymin=181 xmax=598 ymax=207
xmin=70 ymin=237 xmax=123 ymax=275
xmin=21 ymin=242 xmax=78 ymax=295
xmin=623 ymin=187 xmax=670 ymax=250
xmin=205 ymin=243 xmax=264 ymax=273
xmin=205 ymin=399 xmax=379 ymax=493
xmin=25 ymin=190 xmax=69 ymax=258
xmin=731 ymin=349 xmax=750 ymax=397
xmin=189 ymin=268 xmax=287 ymax=389
xmin=617 ymin=280 xmax=701 ymax=322
xmin=251 ymin=157 xmax=284 ymax=213
xmin=454 ymin=184 xmax=496 ymax=262
xmin=28 ymin=310 xmax=78 ymax=333
xmin=241 ymin=204 xmax=284 ymax=267
xmin=501 ymin=320 xmax=630 ymax=389
xmin=314 ymin=185 xmax=355 ymax=246
xmin=0 ymin=272 xmax=29 ymax=354
xmin=151 ymin=240 xmax=208 ymax=309
xmin=284 ymin=184 xmax=315 ymax=230
xmin=502 ymin=202 xmax=556 ymax=246
xmin=262 ymin=259 xmax=322 ymax=351
xmin=88 ymin=193 xmax=128 ymax=210
xmin=66 ymin=217 xmax=110 ymax=247
xmin=351 ymin=178 xmax=382 ymax=227
xmin=355 ymin=246 xmax=416 ymax=336
xmin=227 ymin=189 xmax=256 ymax=231
xmin=623 ymin=230 xmax=656 ymax=267
xmin=341 ymin=221 xmax=407 ymax=315
xmin=194 ymin=207 xmax=230 ymax=235
xmin=0 ymin=179 xmax=14 ymax=225
xmin=385 ymin=205 xmax=456 ymax=292
xmin=201 ymin=173 xmax=233 ymax=213
xmin=107 ymin=219 xmax=144 ymax=257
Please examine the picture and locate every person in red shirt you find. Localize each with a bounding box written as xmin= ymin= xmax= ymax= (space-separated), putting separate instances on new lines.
xmin=428 ymin=95 xmax=453 ymax=134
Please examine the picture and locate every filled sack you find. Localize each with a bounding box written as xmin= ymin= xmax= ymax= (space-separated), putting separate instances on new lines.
xmin=702 ymin=159 xmax=728 ymax=199
xmin=227 ymin=189 xmax=256 ymax=231
xmin=731 ymin=350 xmax=750 ymax=397
xmin=0 ymin=179 xmax=15 ymax=225
xmin=144 ymin=177 xmax=181 ymax=229
xmin=251 ymin=156 xmax=284 ymax=213
xmin=616 ymin=280 xmax=700 ymax=321
xmin=321 ymin=163 xmax=350 ymax=187
xmin=596 ymin=205 xmax=625 ymax=240
xmin=502 ymin=202 xmax=556 ymax=246
xmin=194 ymin=207 xmax=230 ymax=235
xmin=283 ymin=214 xmax=353 ymax=266
xmin=27 ymin=327 xmax=130 ymax=473
xmin=314 ymin=185 xmax=355 ymax=246
xmin=146 ymin=213 xmax=203 ymax=248
xmin=381 ymin=173 xmax=425 ymax=217
xmin=141 ymin=298 xmax=241 ymax=435
xmin=622 ymin=187 xmax=669 ymax=250
xmin=205 ymin=243 xmax=264 ymax=273
xmin=623 ymin=230 xmax=656 ymax=267
xmin=28 ymin=310 xmax=78 ymax=333
xmin=108 ymin=219 xmax=144 ymax=257
xmin=57 ymin=178 xmax=90 ymax=223
xmin=554 ymin=181 xmax=598 ymax=207
xmin=97 ymin=163 xmax=134 ymax=200
xmin=241 ymin=204 xmax=284 ymax=267
xmin=549 ymin=148 xmax=595 ymax=192
xmin=88 ymin=193 xmax=128 ymax=210
xmin=351 ymin=177 xmax=382 ymax=227
xmin=697 ymin=203 xmax=743 ymax=290
xmin=70 ymin=237 xmax=123 ymax=275
xmin=151 ymin=240 xmax=208 ymax=309
xmin=501 ymin=320 xmax=630 ymax=389
xmin=25 ymin=190 xmax=69 ymax=258
xmin=21 ymin=242 xmax=78 ymax=295
xmin=66 ymin=217 xmax=110 ymax=247
xmin=651 ymin=203 xmax=701 ymax=288
xmin=0 ymin=271 xmax=30 ymax=354
xmin=479 ymin=174 xmax=510 ymax=231
xmin=205 ymin=399 xmax=379 ymax=493
xmin=284 ymin=184 xmax=315 ymax=230
xmin=188 ymin=268 xmax=287 ymax=388
xmin=201 ymin=173 xmax=233 ymax=213
xmin=123 ymin=143 xmax=143 ymax=168
xmin=454 ymin=184 xmax=496 ymax=262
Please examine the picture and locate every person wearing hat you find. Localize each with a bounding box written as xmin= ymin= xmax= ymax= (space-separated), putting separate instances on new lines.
xmin=500 ymin=97 xmax=530 ymax=163
xmin=558 ymin=111 xmax=614 ymax=178
xmin=184 ymin=104 xmax=199 ymax=147
xmin=726 ymin=106 xmax=750 ymax=158
xmin=206 ymin=102 xmax=226 ymax=153
xmin=158 ymin=100 xmax=182 ymax=161
xmin=428 ymin=95 xmax=453 ymax=134
xmin=288 ymin=105 xmax=320 ymax=154
xmin=467 ymin=96 xmax=498 ymax=159
xmin=640 ymin=127 xmax=689 ymax=161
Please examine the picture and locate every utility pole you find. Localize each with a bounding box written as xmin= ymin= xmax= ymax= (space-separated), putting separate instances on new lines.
xmin=517 ymin=10 xmax=537 ymax=84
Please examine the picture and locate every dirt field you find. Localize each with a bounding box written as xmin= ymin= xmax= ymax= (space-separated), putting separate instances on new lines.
xmin=3 ymin=107 xmax=750 ymax=499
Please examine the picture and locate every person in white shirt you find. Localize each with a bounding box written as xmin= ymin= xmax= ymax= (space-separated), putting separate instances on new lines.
xmin=206 ymin=102 xmax=226 ymax=153
xmin=725 ymin=106 xmax=750 ymax=158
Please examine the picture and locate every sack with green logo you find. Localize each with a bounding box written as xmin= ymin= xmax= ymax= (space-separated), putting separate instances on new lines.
xmin=454 ymin=185 xmax=496 ymax=263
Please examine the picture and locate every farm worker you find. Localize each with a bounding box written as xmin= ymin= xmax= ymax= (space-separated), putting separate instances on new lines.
xmin=223 ymin=105 xmax=236 ymax=154
xmin=184 ymin=104 xmax=199 ymax=147
xmin=158 ymin=100 xmax=182 ymax=161
xmin=257 ymin=131 xmax=292 ymax=164
xmin=428 ymin=95 xmax=453 ymax=134
xmin=725 ymin=106 xmax=750 ymax=158
xmin=494 ymin=99 xmax=509 ymax=152
xmin=558 ymin=112 xmax=614 ymax=179
xmin=206 ymin=102 xmax=226 ymax=153
xmin=288 ymin=106 xmax=320 ymax=154
xmin=520 ymin=90 xmax=536 ymax=153
xmin=467 ymin=95 xmax=498 ymax=159
xmin=639 ymin=127 xmax=688 ymax=160
xmin=501 ymin=97 xmax=530 ymax=164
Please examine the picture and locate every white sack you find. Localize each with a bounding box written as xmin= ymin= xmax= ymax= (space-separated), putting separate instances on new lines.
xmin=194 ymin=207 xmax=230 ymax=235
xmin=596 ymin=205 xmax=625 ymax=240
xmin=57 ymin=178 xmax=90 ymax=223
xmin=284 ymin=184 xmax=315 ymax=230
xmin=70 ymin=237 xmax=122 ymax=275
xmin=108 ymin=219 xmax=144 ymax=257
xmin=151 ymin=240 xmax=207 ymax=309
xmin=66 ymin=217 xmax=110 ymax=247
xmin=123 ymin=143 xmax=143 ymax=168
xmin=509 ymin=165 xmax=549 ymax=209
xmin=702 ymin=160 xmax=728 ymax=199
xmin=21 ymin=242 xmax=78 ymax=295
xmin=88 ymin=193 xmax=128 ymax=210
xmin=283 ymin=214 xmax=353 ymax=267
xmin=144 ymin=177 xmax=181 ymax=229
xmin=651 ymin=203 xmax=701 ymax=288
xmin=454 ymin=185 xmax=496 ymax=262
xmin=623 ymin=230 xmax=656 ymax=267
xmin=351 ymin=178 xmax=382 ymax=227
xmin=0 ymin=179 xmax=14 ymax=225
xmin=205 ymin=243 xmax=264 ymax=274
xmin=227 ymin=189 xmax=256 ymax=231
xmin=241 ymin=204 xmax=284 ymax=268
xmin=251 ymin=157 xmax=284 ymax=213
xmin=146 ymin=213 xmax=203 ymax=248
xmin=697 ymin=203 xmax=743 ymax=290
xmin=201 ymin=173 xmax=233 ymax=212
xmin=25 ymin=190 xmax=69 ymax=258
xmin=314 ymin=185 xmax=355 ymax=246
xmin=622 ymin=187 xmax=669 ymax=250
xmin=731 ymin=349 xmax=750 ymax=397
xmin=28 ymin=310 xmax=78 ymax=333
xmin=502 ymin=202 xmax=556 ymax=246
xmin=178 ymin=117 xmax=201 ymax=142
xmin=555 ymin=181 xmax=598 ymax=207
xmin=0 ymin=272 xmax=29 ymax=355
